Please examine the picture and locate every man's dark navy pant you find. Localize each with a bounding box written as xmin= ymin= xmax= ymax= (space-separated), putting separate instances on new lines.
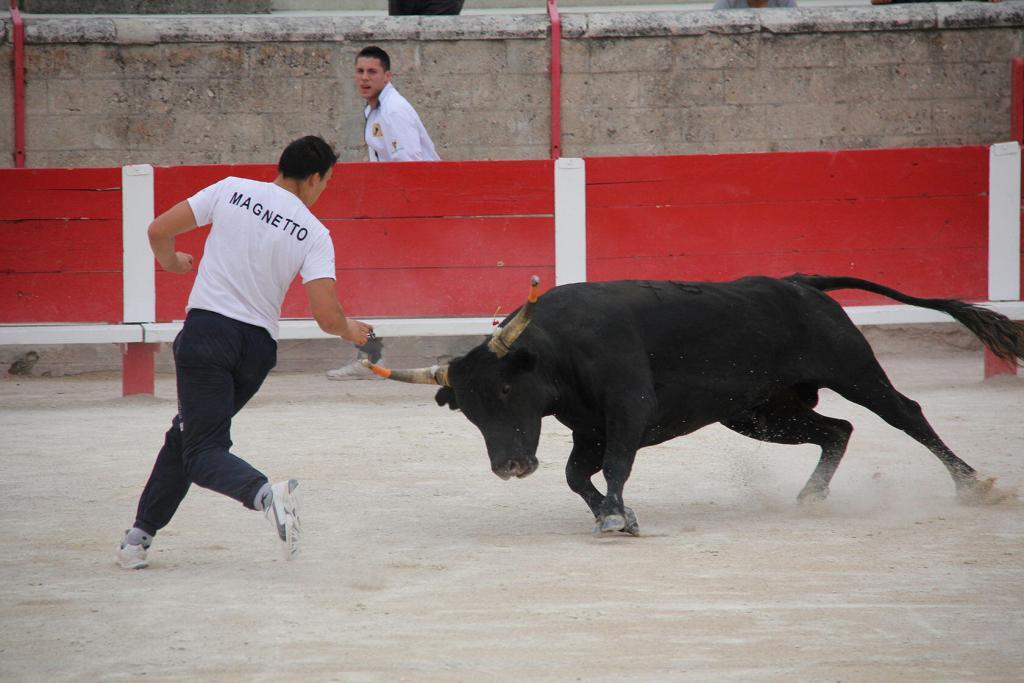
xmin=133 ymin=309 xmax=277 ymax=536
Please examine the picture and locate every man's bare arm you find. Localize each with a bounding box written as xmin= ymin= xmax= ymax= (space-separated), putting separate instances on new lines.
xmin=304 ymin=278 xmax=373 ymax=344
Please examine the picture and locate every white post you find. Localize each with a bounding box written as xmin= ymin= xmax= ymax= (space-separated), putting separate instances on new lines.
xmin=122 ymin=164 xmax=155 ymax=323
xmin=988 ymin=142 xmax=1021 ymax=301
xmin=554 ymin=157 xmax=587 ymax=285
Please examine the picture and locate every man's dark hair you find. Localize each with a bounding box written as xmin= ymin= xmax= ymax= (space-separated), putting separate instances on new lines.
xmin=277 ymin=136 xmax=338 ymax=180
xmin=356 ymin=45 xmax=391 ymax=72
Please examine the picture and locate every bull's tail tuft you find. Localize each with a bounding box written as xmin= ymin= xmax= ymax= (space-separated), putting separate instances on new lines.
xmin=786 ymin=273 xmax=1024 ymax=366
xmin=943 ymin=301 xmax=1024 ymax=365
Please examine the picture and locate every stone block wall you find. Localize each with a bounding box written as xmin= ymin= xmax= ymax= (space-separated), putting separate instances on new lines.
xmin=560 ymin=9 xmax=1023 ymax=157
xmin=0 ymin=5 xmax=1022 ymax=168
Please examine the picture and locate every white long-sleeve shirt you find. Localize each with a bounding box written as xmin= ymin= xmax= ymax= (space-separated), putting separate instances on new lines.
xmin=363 ymin=82 xmax=440 ymax=162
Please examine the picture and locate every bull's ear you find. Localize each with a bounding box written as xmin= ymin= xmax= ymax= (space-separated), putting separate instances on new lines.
xmin=508 ymin=348 xmax=537 ymax=374
xmin=435 ymin=386 xmax=460 ymax=411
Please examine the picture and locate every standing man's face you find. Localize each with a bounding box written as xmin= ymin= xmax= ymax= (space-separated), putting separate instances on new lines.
xmin=355 ymin=57 xmax=391 ymax=106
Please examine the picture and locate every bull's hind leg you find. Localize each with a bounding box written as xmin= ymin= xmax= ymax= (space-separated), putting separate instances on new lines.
xmin=830 ymin=362 xmax=1012 ymax=505
xmin=566 ymin=432 xmax=606 ymax=518
xmin=722 ymin=386 xmax=853 ymax=503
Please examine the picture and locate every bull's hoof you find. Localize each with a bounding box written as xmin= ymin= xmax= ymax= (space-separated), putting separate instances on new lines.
xmin=594 ymin=507 xmax=640 ymax=536
xmin=797 ymin=485 xmax=829 ymax=504
xmin=957 ymin=477 xmax=1017 ymax=506
xmin=622 ymin=507 xmax=639 ymax=536
xmin=595 ymin=514 xmax=625 ymax=533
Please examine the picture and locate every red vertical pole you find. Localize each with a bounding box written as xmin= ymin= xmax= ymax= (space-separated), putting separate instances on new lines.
xmin=547 ymin=0 xmax=561 ymax=160
xmin=122 ymin=343 xmax=159 ymax=396
xmin=10 ymin=0 xmax=26 ymax=168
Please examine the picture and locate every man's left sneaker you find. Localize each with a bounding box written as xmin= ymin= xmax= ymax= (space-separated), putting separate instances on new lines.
xmin=265 ymin=479 xmax=301 ymax=560
xmin=117 ymin=542 xmax=149 ymax=570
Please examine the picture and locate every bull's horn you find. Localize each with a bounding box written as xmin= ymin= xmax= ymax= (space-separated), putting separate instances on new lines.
xmin=488 ymin=275 xmax=541 ymax=357
xmin=360 ymin=359 xmax=450 ymax=386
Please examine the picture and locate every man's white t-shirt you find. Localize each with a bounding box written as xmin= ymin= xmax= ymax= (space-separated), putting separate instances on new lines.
xmin=186 ymin=177 xmax=336 ymax=339
xmin=364 ymin=82 xmax=440 ymax=162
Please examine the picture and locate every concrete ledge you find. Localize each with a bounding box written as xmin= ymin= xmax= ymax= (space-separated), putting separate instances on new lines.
xmin=9 ymin=4 xmax=1024 ymax=44
xmin=15 ymin=13 xmax=551 ymax=44
xmin=19 ymin=0 xmax=271 ymax=12
xmin=567 ymin=3 xmax=1024 ymax=38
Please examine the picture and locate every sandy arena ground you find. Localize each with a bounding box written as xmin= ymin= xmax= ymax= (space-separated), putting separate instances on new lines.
xmin=1 ymin=344 xmax=1022 ymax=682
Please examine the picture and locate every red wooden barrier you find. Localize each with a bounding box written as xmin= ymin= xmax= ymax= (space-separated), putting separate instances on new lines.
xmin=586 ymin=147 xmax=990 ymax=306
xmin=0 ymin=168 xmax=122 ymax=322
xmin=153 ymin=160 xmax=556 ymax=322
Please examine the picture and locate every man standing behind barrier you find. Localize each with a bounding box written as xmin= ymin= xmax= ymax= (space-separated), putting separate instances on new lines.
xmin=356 ymin=45 xmax=439 ymax=163
xmin=118 ymin=136 xmax=373 ymax=569
xmin=389 ymin=0 xmax=464 ymax=16
xmin=327 ymin=45 xmax=440 ymax=380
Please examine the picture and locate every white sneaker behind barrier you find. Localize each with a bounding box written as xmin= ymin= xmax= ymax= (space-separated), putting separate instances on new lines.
xmin=326 ymin=360 xmax=376 ymax=380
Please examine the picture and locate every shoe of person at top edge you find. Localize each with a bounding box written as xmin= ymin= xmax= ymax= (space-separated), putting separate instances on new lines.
xmin=325 ymin=360 xmax=370 ymax=380
xmin=266 ymin=479 xmax=301 ymax=560
xmin=326 ymin=351 xmax=380 ymax=381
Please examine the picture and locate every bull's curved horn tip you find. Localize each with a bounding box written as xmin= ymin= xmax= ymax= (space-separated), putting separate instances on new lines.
xmin=528 ymin=275 xmax=540 ymax=302
xmin=359 ymin=358 xmax=392 ymax=379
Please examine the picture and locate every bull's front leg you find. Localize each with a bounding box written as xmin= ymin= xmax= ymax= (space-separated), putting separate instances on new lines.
xmin=566 ymin=430 xmax=638 ymax=535
xmin=594 ymin=405 xmax=650 ymax=536
xmin=596 ymin=445 xmax=640 ymax=536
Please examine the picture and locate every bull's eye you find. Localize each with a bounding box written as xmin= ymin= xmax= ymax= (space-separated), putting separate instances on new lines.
xmin=501 ymin=383 xmax=512 ymax=396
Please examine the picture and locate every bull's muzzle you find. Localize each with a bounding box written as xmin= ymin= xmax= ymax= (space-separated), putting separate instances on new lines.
xmin=492 ymin=458 xmax=538 ymax=481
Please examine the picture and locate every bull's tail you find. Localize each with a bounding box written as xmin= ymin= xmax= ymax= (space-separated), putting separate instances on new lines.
xmin=786 ymin=273 xmax=1024 ymax=366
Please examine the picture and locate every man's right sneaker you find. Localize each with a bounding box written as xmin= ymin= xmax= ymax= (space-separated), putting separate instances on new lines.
xmin=117 ymin=542 xmax=149 ymax=570
xmin=266 ymin=479 xmax=301 ymax=560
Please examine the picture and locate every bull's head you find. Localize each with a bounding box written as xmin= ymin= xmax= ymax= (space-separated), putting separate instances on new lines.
xmin=364 ymin=276 xmax=551 ymax=481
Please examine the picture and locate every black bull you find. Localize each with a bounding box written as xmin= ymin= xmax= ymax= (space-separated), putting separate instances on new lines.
xmin=369 ymin=275 xmax=1024 ymax=535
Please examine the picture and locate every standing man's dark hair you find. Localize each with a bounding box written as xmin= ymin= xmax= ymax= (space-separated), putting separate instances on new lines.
xmin=117 ymin=135 xmax=373 ymax=570
xmin=278 ymin=135 xmax=339 ymax=180
xmin=388 ymin=0 xmax=463 ymax=15
xmin=356 ymin=46 xmax=391 ymax=72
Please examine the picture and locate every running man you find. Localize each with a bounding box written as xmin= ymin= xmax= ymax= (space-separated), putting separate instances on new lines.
xmin=118 ymin=135 xmax=372 ymax=569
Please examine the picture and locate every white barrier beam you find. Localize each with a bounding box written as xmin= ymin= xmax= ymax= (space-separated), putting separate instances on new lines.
xmin=845 ymin=301 xmax=1024 ymax=326
xmin=988 ymin=142 xmax=1021 ymax=301
xmin=0 ymin=323 xmax=143 ymax=345
xmin=554 ymin=157 xmax=586 ymax=286
xmin=141 ymin=317 xmax=497 ymax=344
xmin=122 ymin=164 xmax=155 ymax=323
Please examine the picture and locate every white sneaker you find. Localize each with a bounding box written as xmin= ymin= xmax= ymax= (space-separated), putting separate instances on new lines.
xmin=326 ymin=360 xmax=374 ymax=381
xmin=117 ymin=542 xmax=149 ymax=570
xmin=266 ymin=479 xmax=301 ymax=560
